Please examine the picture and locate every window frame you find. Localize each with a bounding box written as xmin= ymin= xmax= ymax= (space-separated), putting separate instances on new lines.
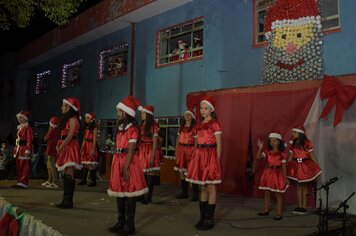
xmin=35 ymin=70 xmax=51 ymax=95
xmin=61 ymin=59 xmax=83 ymax=89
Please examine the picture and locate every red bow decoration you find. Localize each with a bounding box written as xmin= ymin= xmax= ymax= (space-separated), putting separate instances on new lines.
xmin=319 ymin=75 xmax=356 ymax=127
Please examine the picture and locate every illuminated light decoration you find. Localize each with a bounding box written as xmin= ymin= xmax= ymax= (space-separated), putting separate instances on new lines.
xmin=35 ymin=70 xmax=51 ymax=95
xmin=61 ymin=59 xmax=83 ymax=89
xmin=98 ymin=42 xmax=129 ymax=80
xmin=263 ymin=0 xmax=323 ymax=84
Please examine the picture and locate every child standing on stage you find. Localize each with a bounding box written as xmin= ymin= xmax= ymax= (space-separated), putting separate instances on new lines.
xmin=107 ymin=96 xmax=148 ymax=235
xmin=186 ymin=96 xmax=222 ymax=230
xmin=138 ymin=105 xmax=161 ymax=204
xmin=174 ymin=110 xmax=199 ymax=201
xmin=79 ymin=112 xmax=99 ymax=187
xmin=55 ymin=97 xmax=82 ymax=209
xmin=256 ymin=132 xmax=289 ymax=220
xmin=288 ymin=126 xmax=321 ymax=215
xmin=13 ymin=111 xmax=33 ymax=189
xmin=42 ymin=116 xmax=61 ymax=188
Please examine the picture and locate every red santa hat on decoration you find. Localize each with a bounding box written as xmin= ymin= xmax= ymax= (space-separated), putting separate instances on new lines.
xmin=265 ymin=0 xmax=321 ymax=37
xmin=85 ymin=112 xmax=96 ymax=120
xmin=292 ymin=126 xmax=305 ymax=134
xmin=269 ymin=132 xmax=282 ymax=140
xmin=63 ymin=97 xmax=80 ymax=113
xmin=49 ymin=116 xmax=60 ymax=127
xmin=184 ymin=110 xmax=196 ymax=120
xmin=200 ymin=95 xmax=215 ymax=112
xmin=138 ymin=105 xmax=155 ymax=116
xmin=16 ymin=111 xmax=30 ymax=121
xmin=116 ymin=96 xmax=141 ymax=117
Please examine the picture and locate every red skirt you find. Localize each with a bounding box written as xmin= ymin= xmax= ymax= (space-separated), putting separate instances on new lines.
xmin=80 ymin=142 xmax=98 ymax=165
xmin=185 ymin=147 xmax=221 ymax=185
xmin=138 ymin=143 xmax=161 ymax=173
xmin=287 ymin=158 xmax=321 ymax=183
xmin=174 ymin=145 xmax=194 ymax=172
xmin=56 ymin=139 xmax=81 ymax=171
xmin=107 ymin=153 xmax=148 ymax=197
xmin=259 ymin=167 xmax=289 ymax=193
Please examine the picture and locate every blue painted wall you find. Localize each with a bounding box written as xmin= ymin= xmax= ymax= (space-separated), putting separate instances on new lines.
xmin=27 ymin=0 xmax=356 ymax=120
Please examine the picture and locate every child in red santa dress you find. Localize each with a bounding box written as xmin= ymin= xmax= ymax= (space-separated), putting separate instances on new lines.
xmin=174 ymin=110 xmax=199 ymax=201
xmin=137 ymin=105 xmax=162 ymax=204
xmin=55 ymin=97 xmax=82 ymax=209
xmin=79 ymin=112 xmax=99 ymax=187
xmin=107 ymin=96 xmax=148 ymax=235
xmin=42 ymin=116 xmax=61 ymax=189
xmin=256 ymin=132 xmax=289 ymax=220
xmin=287 ymin=126 xmax=321 ymax=215
xmin=186 ymin=95 xmax=222 ymax=230
xmin=13 ymin=111 xmax=33 ymax=189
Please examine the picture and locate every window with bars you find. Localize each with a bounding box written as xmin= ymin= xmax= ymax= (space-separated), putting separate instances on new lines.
xmin=61 ymin=59 xmax=83 ymax=89
xmin=35 ymin=70 xmax=51 ymax=95
xmin=253 ymin=0 xmax=340 ymax=45
xmin=98 ymin=42 xmax=128 ymax=80
xmin=156 ymin=17 xmax=204 ymax=67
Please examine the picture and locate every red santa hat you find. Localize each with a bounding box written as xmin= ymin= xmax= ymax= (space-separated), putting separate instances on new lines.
xmin=292 ymin=126 xmax=305 ymax=134
xmin=116 ymin=96 xmax=141 ymax=117
xmin=269 ymin=132 xmax=282 ymax=140
xmin=85 ymin=112 xmax=96 ymax=120
xmin=138 ymin=105 xmax=154 ymax=116
xmin=265 ymin=0 xmax=321 ymax=36
xmin=16 ymin=111 xmax=30 ymax=121
xmin=49 ymin=116 xmax=60 ymax=127
xmin=63 ymin=97 xmax=80 ymax=113
xmin=184 ymin=110 xmax=196 ymax=120
xmin=200 ymin=95 xmax=215 ymax=112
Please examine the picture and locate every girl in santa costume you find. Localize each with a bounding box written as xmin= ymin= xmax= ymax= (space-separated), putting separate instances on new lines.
xmin=107 ymin=96 xmax=148 ymax=235
xmin=42 ymin=116 xmax=61 ymax=189
xmin=79 ymin=112 xmax=99 ymax=187
xmin=256 ymin=132 xmax=289 ymax=220
xmin=138 ymin=105 xmax=161 ymax=204
xmin=287 ymin=126 xmax=321 ymax=215
xmin=186 ymin=95 xmax=222 ymax=230
xmin=174 ymin=110 xmax=199 ymax=201
xmin=55 ymin=97 xmax=82 ymax=209
xmin=12 ymin=111 xmax=33 ymax=189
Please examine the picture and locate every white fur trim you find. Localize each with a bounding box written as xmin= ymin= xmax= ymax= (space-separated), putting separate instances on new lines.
xmin=292 ymin=128 xmax=304 ymax=134
xmin=184 ymin=111 xmax=196 ymax=120
xmin=56 ymin=162 xmax=82 ymax=171
xmin=185 ymin=178 xmax=221 ymax=185
xmin=107 ymin=187 xmax=148 ymax=198
xmin=49 ymin=122 xmax=58 ymax=128
xmin=138 ymin=106 xmax=154 ymax=115
xmin=116 ymin=102 xmax=136 ymax=117
xmin=16 ymin=113 xmax=28 ymax=121
xmin=287 ymin=171 xmax=321 ymax=183
xmin=269 ymin=133 xmax=282 ymax=140
xmin=80 ymin=161 xmax=99 ymax=165
xmin=119 ymin=123 xmax=133 ymax=131
xmin=18 ymin=156 xmax=30 ymax=160
xmin=63 ymin=99 xmax=79 ymax=111
xmin=258 ymin=185 xmax=289 ymax=193
xmin=174 ymin=167 xmax=187 ymax=172
xmin=128 ymin=139 xmax=137 ymax=143
xmin=281 ymin=160 xmax=287 ymax=163
xmin=200 ymin=100 xmax=214 ymax=111
xmin=143 ymin=167 xmax=161 ymax=172
xmin=271 ymin=17 xmax=321 ymax=31
xmin=214 ymin=131 xmax=222 ymax=135
xmin=25 ymin=150 xmax=31 ymax=155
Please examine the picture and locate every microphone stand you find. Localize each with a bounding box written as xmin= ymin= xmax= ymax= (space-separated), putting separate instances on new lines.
xmin=332 ymin=192 xmax=355 ymax=236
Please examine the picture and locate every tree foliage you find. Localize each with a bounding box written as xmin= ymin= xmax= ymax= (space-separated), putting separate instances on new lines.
xmin=0 ymin=0 xmax=84 ymax=30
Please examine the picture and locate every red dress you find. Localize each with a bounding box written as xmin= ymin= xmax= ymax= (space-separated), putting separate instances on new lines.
xmin=186 ymin=119 xmax=222 ymax=185
xmin=287 ymin=140 xmax=321 ymax=183
xmin=56 ymin=117 xmax=81 ymax=171
xmin=107 ymin=123 xmax=148 ymax=197
xmin=258 ymin=150 xmax=289 ymax=193
xmin=80 ymin=128 xmax=98 ymax=165
xmin=138 ymin=123 xmax=161 ymax=173
xmin=174 ymin=125 xmax=195 ymax=172
xmin=45 ymin=127 xmax=60 ymax=157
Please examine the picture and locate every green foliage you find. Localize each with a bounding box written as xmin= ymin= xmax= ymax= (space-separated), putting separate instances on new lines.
xmin=0 ymin=0 xmax=84 ymax=30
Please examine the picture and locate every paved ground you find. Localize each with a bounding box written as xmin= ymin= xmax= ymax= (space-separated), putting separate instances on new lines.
xmin=0 ymin=179 xmax=345 ymax=236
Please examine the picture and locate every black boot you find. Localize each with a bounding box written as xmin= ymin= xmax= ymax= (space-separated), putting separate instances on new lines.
xmin=191 ymin=184 xmax=199 ymax=202
xmin=142 ymin=175 xmax=154 ymax=205
xmin=88 ymin=169 xmax=97 ymax=187
xmin=108 ymin=198 xmax=126 ymax=232
xmin=176 ymin=180 xmax=188 ymax=199
xmin=55 ymin=175 xmax=68 ymax=208
xmin=199 ymin=204 xmax=215 ymax=230
xmin=78 ymin=168 xmax=88 ymax=185
xmin=117 ymin=198 xmax=136 ymax=236
xmin=195 ymin=201 xmax=207 ymax=229
xmin=57 ymin=174 xmax=74 ymax=209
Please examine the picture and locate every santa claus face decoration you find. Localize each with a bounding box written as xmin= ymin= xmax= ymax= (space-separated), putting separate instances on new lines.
xmin=263 ymin=0 xmax=323 ymax=84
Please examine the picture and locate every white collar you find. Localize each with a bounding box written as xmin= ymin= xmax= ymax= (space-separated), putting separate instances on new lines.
xmin=17 ymin=122 xmax=28 ymax=129
xmin=118 ymin=123 xmax=133 ymax=131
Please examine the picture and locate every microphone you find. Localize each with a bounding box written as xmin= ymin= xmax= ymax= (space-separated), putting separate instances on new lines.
xmin=321 ymin=176 xmax=342 ymax=188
